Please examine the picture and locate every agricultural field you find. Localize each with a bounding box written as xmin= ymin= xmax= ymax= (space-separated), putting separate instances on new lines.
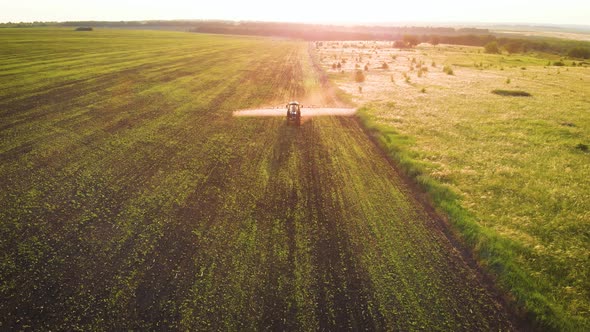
xmin=493 ymin=29 xmax=590 ymax=42
xmin=0 ymin=29 xmax=523 ymax=330
xmin=319 ymin=41 xmax=589 ymax=330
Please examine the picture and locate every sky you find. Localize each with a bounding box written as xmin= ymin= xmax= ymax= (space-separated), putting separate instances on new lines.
xmin=1 ymin=0 xmax=589 ymax=26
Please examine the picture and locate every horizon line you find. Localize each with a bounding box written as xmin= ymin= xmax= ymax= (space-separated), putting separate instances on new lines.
xmin=2 ymin=18 xmax=590 ymax=30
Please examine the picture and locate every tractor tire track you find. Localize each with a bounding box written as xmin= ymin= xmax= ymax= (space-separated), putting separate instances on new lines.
xmin=298 ymin=122 xmax=384 ymax=331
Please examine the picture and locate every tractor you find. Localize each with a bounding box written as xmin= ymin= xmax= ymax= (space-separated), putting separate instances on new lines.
xmin=286 ymin=101 xmax=301 ymax=125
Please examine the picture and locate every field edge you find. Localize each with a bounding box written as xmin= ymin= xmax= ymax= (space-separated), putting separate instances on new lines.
xmin=353 ymin=105 xmax=588 ymax=332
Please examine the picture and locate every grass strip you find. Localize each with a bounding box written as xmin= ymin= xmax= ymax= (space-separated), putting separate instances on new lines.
xmin=356 ymin=106 xmax=586 ymax=331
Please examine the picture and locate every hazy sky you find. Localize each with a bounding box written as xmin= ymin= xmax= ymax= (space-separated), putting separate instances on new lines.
xmin=1 ymin=0 xmax=589 ymax=25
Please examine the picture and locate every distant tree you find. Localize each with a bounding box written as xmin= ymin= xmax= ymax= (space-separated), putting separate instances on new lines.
xmin=504 ymin=41 xmax=523 ymax=54
xmin=403 ymin=35 xmax=419 ymax=47
xmin=337 ymin=62 xmax=342 ymax=69
xmin=75 ymin=27 xmax=93 ymax=31
xmin=393 ymin=40 xmax=407 ymax=49
xmin=484 ymin=41 xmax=500 ymax=54
xmin=430 ymin=36 xmax=440 ymax=46
xmin=381 ymin=62 xmax=389 ymax=69
xmin=354 ymin=70 xmax=366 ymax=83
xmin=364 ymin=64 xmax=369 ymax=71
xmin=568 ymin=47 xmax=590 ymax=59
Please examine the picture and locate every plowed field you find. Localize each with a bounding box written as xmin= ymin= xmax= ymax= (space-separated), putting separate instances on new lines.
xmin=0 ymin=29 xmax=519 ymax=330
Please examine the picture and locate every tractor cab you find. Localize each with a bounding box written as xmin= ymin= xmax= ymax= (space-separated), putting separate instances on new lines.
xmin=286 ymin=101 xmax=301 ymax=125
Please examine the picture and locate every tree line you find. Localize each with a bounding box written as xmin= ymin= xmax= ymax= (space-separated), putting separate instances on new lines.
xmin=1 ymin=20 xmax=588 ymax=58
xmin=186 ymin=21 xmax=590 ymax=58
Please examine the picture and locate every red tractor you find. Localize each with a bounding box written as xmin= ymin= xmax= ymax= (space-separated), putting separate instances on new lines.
xmin=286 ymin=101 xmax=301 ymax=126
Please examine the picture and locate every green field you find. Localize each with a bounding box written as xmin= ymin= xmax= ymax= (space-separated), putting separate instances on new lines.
xmin=0 ymin=29 xmax=522 ymax=330
xmin=321 ymin=42 xmax=589 ymax=330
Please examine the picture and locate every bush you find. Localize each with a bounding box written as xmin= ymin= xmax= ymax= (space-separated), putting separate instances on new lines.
xmin=443 ymin=65 xmax=454 ymax=75
xmin=75 ymin=27 xmax=93 ymax=31
xmin=354 ymin=70 xmax=365 ymax=83
xmin=381 ymin=62 xmax=389 ymax=69
xmin=403 ymin=35 xmax=419 ymax=47
xmin=492 ymin=89 xmax=531 ymax=97
xmin=553 ymin=61 xmax=565 ymax=66
xmin=575 ymin=143 xmax=589 ymax=152
xmin=403 ymin=72 xmax=411 ymax=83
xmin=484 ymin=41 xmax=500 ymax=54
xmin=364 ymin=64 xmax=369 ymax=71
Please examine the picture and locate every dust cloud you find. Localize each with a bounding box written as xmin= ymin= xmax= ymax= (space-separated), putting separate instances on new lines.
xmin=233 ymin=107 xmax=356 ymax=117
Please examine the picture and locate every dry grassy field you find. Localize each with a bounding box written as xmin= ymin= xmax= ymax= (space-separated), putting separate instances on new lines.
xmin=319 ymin=40 xmax=589 ymax=330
